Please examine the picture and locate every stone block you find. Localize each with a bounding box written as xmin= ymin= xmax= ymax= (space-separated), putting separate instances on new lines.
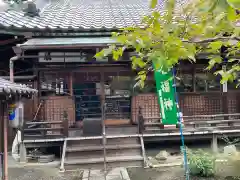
xmin=224 ymin=145 xmax=237 ymax=156
xmin=155 ymin=150 xmax=169 ymax=161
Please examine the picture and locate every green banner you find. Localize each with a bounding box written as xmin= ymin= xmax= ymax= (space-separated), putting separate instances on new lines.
xmin=154 ymin=69 xmax=178 ymax=125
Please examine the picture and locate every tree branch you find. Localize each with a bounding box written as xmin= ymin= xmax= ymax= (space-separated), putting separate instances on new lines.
xmin=184 ymin=36 xmax=240 ymax=44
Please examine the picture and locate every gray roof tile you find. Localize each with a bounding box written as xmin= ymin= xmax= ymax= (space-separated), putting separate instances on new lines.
xmin=0 ymin=0 xmax=188 ymax=31
xmin=0 ymin=78 xmax=37 ymax=95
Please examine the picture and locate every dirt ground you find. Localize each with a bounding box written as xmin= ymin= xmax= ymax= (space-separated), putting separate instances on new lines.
xmin=8 ymin=167 xmax=83 ymax=180
xmin=5 ymin=163 xmax=240 ymax=180
xmin=127 ymin=163 xmax=240 ymax=180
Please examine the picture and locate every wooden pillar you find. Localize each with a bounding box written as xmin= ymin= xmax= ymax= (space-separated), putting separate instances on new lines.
xmin=222 ymin=65 xmax=229 ymax=119
xmin=100 ymin=71 xmax=105 ymax=123
xmin=0 ymin=103 xmax=3 ymax=153
xmin=192 ymin=65 xmax=196 ymax=92
xmin=33 ymin=62 xmax=39 ymax=118
xmin=100 ymin=71 xmax=107 ymax=177
xmin=3 ymin=102 xmax=8 ymax=180
xmin=62 ymin=111 xmax=69 ymax=137
xmin=0 ymin=102 xmax=4 ymax=179
xmin=69 ymin=72 xmax=73 ymax=96
xmin=211 ymin=134 xmax=218 ymax=153
xmin=0 ymin=102 xmax=4 ymax=180
xmin=237 ymin=93 xmax=240 ymax=113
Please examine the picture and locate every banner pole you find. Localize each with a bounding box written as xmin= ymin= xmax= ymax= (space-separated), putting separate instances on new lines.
xmin=172 ymin=68 xmax=189 ymax=180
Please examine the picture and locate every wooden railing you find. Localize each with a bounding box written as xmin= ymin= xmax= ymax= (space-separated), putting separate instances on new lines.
xmin=183 ymin=113 xmax=240 ymax=130
xmin=132 ymin=92 xmax=240 ymax=124
xmin=23 ymin=118 xmax=69 ymax=140
xmin=139 ymin=110 xmax=240 ymax=133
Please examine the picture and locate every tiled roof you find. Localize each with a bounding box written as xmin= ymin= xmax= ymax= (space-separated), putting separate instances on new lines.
xmin=18 ymin=37 xmax=116 ymax=49
xmin=0 ymin=0 xmax=187 ymax=31
xmin=0 ymin=78 xmax=37 ymax=95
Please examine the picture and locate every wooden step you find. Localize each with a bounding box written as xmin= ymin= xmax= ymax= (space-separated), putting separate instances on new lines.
xmin=145 ymin=127 xmax=179 ymax=131
xmin=61 ymin=136 xmax=145 ymax=171
xmin=144 ymin=122 xmax=162 ymax=126
xmin=67 ymin=139 xmax=102 ymax=147
xmin=24 ymin=127 xmax=63 ymax=131
xmin=65 ymin=151 xmax=103 ymax=160
xmin=68 ymin=137 xmax=139 ymax=147
xmin=66 ymin=144 xmax=141 ymax=152
xmin=25 ymin=121 xmax=63 ymax=125
xmin=65 ymin=155 xmax=143 ymax=165
xmin=24 ymin=134 xmax=64 ymax=140
xmin=66 ymin=148 xmax=142 ymax=160
xmin=105 ymin=137 xmax=139 ymax=145
xmin=25 ymin=142 xmax=62 ymax=148
xmin=64 ymin=159 xmax=143 ymax=171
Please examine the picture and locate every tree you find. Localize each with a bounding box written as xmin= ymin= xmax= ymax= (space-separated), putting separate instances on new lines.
xmin=95 ymin=0 xmax=240 ymax=87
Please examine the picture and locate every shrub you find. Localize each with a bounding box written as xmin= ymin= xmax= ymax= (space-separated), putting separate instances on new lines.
xmin=186 ymin=148 xmax=216 ymax=177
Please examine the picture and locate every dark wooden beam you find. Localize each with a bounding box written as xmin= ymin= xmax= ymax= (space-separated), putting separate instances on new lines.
xmin=0 ymin=75 xmax=37 ymax=81
xmin=38 ymin=65 xmax=132 ymax=73
xmin=69 ymin=72 xmax=73 ymax=96
xmin=192 ymin=64 xmax=196 ymax=92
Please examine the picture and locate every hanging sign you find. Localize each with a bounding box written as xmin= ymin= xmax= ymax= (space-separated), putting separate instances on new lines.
xmin=9 ymin=104 xmax=16 ymax=121
xmin=8 ymin=102 xmax=24 ymax=128
xmin=154 ymin=68 xmax=178 ymax=125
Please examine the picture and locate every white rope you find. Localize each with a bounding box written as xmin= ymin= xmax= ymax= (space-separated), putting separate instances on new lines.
xmin=11 ymin=130 xmax=21 ymax=161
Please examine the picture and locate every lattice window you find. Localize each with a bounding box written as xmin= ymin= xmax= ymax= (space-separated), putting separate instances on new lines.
xmin=40 ymin=72 xmax=70 ymax=96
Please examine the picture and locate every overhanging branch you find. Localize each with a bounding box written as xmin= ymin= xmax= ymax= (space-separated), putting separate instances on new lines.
xmin=184 ymin=36 xmax=240 ymax=44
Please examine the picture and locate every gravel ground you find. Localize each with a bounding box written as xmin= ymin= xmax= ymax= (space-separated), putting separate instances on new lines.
xmin=8 ymin=167 xmax=83 ymax=180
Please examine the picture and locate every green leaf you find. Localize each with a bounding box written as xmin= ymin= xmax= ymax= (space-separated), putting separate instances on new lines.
xmin=94 ymin=50 xmax=104 ymax=60
xmin=227 ymin=0 xmax=240 ymax=9
xmin=217 ymin=0 xmax=231 ymax=11
xmin=227 ymin=6 xmax=237 ymax=21
xmin=214 ymin=12 xmax=227 ymax=24
xmin=138 ymin=71 xmax=146 ymax=88
xmin=208 ymin=41 xmax=223 ymax=52
xmin=112 ymin=47 xmax=125 ymax=61
xmin=232 ymin=64 xmax=240 ymax=71
xmin=209 ymin=0 xmax=219 ymax=12
xmin=220 ymin=73 xmax=232 ymax=84
xmin=165 ymin=0 xmax=175 ymax=23
xmin=94 ymin=0 xmax=240 ymax=86
xmin=131 ymin=56 xmax=146 ymax=68
xmin=206 ymin=56 xmax=222 ymax=70
xmin=228 ymin=58 xmax=238 ymax=62
xmin=150 ymin=0 xmax=158 ymax=9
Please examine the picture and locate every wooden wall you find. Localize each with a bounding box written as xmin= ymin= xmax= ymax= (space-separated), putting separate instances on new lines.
xmin=39 ymin=96 xmax=75 ymax=127
xmin=131 ymin=92 xmax=240 ymax=123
